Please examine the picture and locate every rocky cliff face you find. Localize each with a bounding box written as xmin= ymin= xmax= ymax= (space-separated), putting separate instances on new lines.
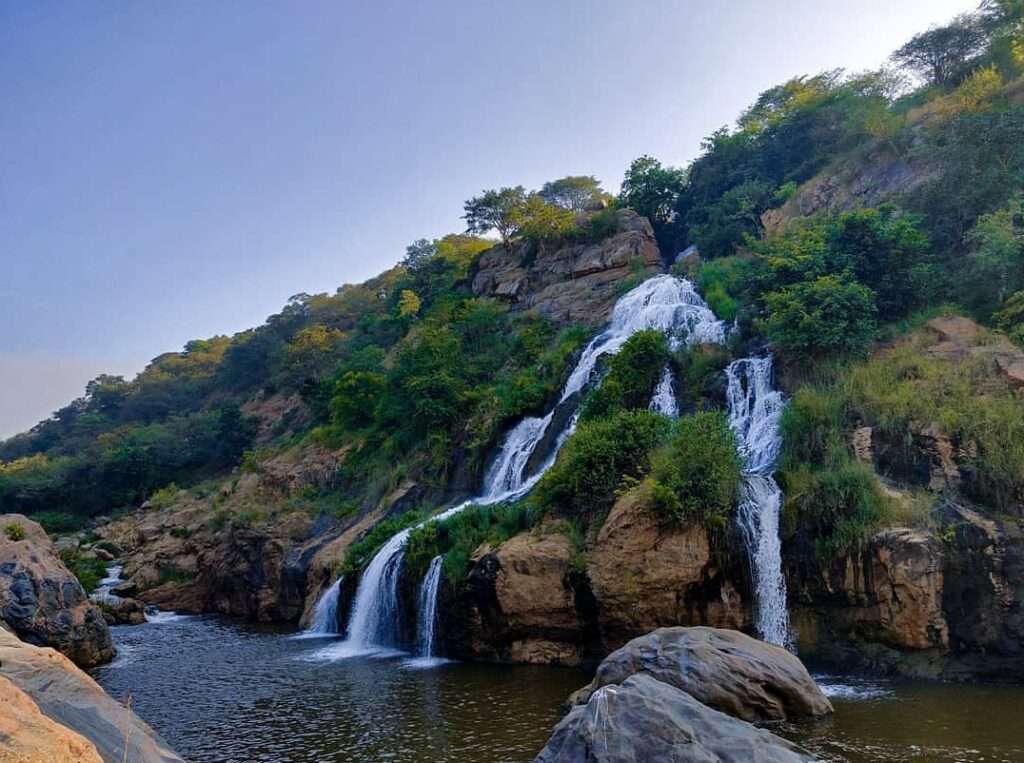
xmin=791 ymin=504 xmax=1024 ymax=680
xmin=0 ymin=514 xmax=114 ymax=669
xmin=448 ymin=493 xmax=751 ymax=666
xmin=472 ymin=209 xmax=662 ymax=326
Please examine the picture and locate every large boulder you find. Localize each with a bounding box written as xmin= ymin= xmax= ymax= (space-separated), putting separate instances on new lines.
xmin=0 ymin=674 xmax=103 ymax=763
xmin=0 ymin=627 xmax=183 ymax=763
xmin=570 ymin=627 xmax=832 ymax=723
xmin=0 ymin=514 xmax=114 ymax=668
xmin=535 ymin=673 xmax=816 ymax=763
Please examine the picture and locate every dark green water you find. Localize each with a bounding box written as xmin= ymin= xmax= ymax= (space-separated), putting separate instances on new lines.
xmin=92 ymin=615 xmax=1024 ymax=763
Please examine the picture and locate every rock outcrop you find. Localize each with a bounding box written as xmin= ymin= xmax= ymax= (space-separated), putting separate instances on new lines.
xmin=587 ymin=491 xmax=747 ymax=651
xmin=0 ymin=514 xmax=114 ymax=668
xmin=0 ymin=674 xmax=103 ymax=763
xmin=0 ymin=627 xmax=183 ymax=763
xmin=451 ymin=494 xmax=751 ymax=665
xmin=535 ymin=628 xmax=823 ymax=763
xmin=568 ymin=627 xmax=832 ymax=723
xmin=472 ymin=209 xmax=662 ymax=327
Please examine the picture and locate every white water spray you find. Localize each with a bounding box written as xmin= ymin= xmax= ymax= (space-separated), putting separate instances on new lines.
xmin=416 ymin=556 xmax=444 ymax=659
xmin=726 ymin=356 xmax=791 ymax=647
xmin=649 ymin=366 xmax=679 ymax=418
xmin=91 ymin=563 xmax=124 ymax=606
xmin=300 ymin=577 xmax=342 ymax=637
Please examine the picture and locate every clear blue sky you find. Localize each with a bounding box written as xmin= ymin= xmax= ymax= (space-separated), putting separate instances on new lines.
xmin=0 ymin=0 xmax=974 ymax=438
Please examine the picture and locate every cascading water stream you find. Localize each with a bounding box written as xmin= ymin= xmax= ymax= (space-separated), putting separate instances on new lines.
xmin=312 ymin=275 xmax=726 ymax=661
xmin=91 ymin=563 xmax=125 ymax=606
xmin=299 ymin=577 xmax=342 ymax=637
xmin=649 ymin=366 xmax=679 ymax=418
xmin=725 ymin=356 xmax=791 ymax=648
xmin=415 ymin=556 xmax=444 ymax=660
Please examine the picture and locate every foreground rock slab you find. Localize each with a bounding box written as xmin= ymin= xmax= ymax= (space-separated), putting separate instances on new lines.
xmin=570 ymin=627 xmax=832 ymax=723
xmin=0 ymin=627 xmax=184 ymax=763
xmin=0 ymin=514 xmax=114 ymax=668
xmin=535 ymin=673 xmax=816 ymax=763
xmin=0 ymin=674 xmax=103 ymax=763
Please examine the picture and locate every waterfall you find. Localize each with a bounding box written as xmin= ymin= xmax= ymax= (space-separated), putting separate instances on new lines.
xmin=320 ymin=275 xmax=726 ymax=661
xmin=91 ymin=563 xmax=124 ymax=605
xmin=302 ymin=577 xmax=342 ymax=637
xmin=725 ymin=356 xmax=791 ymax=647
xmin=416 ymin=556 xmax=444 ymax=659
xmin=649 ymin=366 xmax=679 ymax=418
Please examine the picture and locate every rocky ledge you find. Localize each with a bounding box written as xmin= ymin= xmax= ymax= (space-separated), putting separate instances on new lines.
xmin=535 ymin=626 xmax=829 ymax=763
xmin=0 ymin=626 xmax=184 ymax=763
xmin=472 ymin=208 xmax=663 ymax=327
xmin=0 ymin=513 xmax=114 ymax=668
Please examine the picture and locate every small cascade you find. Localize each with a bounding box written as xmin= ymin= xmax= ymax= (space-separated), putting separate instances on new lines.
xmin=415 ymin=556 xmax=444 ymax=659
xmin=649 ymin=366 xmax=679 ymax=418
xmin=726 ymin=356 xmax=791 ymax=648
xmin=91 ymin=563 xmax=124 ymax=605
xmin=303 ymin=578 xmax=343 ymax=636
xmin=332 ymin=275 xmax=726 ymax=660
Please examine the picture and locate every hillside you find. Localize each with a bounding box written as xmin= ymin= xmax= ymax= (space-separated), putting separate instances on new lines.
xmin=3 ymin=1 xmax=1024 ymax=686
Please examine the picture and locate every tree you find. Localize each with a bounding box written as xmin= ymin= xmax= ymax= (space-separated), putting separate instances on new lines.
xmin=402 ymin=239 xmax=437 ymax=272
xmin=619 ymin=155 xmax=687 ymax=227
xmin=398 ymin=289 xmax=422 ymax=318
xmin=514 ymin=194 xmax=576 ymax=240
xmin=463 ymin=186 xmax=528 ymax=247
xmin=762 ymin=275 xmax=878 ymax=357
xmin=891 ymin=13 xmax=988 ymax=87
xmin=965 ymin=196 xmax=1024 ymax=310
xmin=538 ymin=175 xmax=608 ymax=211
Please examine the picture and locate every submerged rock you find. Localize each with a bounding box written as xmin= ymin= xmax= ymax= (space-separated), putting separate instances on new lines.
xmin=569 ymin=627 xmax=832 ymax=723
xmin=0 ymin=627 xmax=184 ymax=763
xmin=535 ymin=673 xmax=816 ymax=763
xmin=0 ymin=513 xmax=114 ymax=668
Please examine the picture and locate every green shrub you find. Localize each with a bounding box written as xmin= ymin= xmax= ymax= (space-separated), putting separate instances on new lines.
xmin=780 ymin=386 xmax=847 ymax=468
xmin=405 ymin=501 xmax=535 ymax=583
xmin=28 ymin=511 xmax=86 ymax=536
xmin=341 ymin=510 xmax=425 ymax=576
xmin=148 ymin=483 xmax=181 ymax=510
xmin=59 ymin=549 xmax=107 ymax=594
xmin=762 ymin=275 xmax=878 ymax=357
xmin=781 ymin=459 xmax=891 ymax=558
xmin=534 ymin=410 xmax=670 ymax=524
xmin=676 ymin=344 xmax=731 ymax=407
xmin=580 ymin=330 xmax=670 ymax=421
xmin=697 ymin=256 xmax=752 ymax=322
xmin=3 ymin=522 xmax=25 ymax=541
xmin=647 ymin=411 xmax=742 ymax=526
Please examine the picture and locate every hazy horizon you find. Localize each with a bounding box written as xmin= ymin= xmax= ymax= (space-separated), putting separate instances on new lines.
xmin=1 ymin=0 xmax=976 ymax=439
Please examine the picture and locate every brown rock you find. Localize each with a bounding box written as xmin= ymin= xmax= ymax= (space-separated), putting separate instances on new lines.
xmin=0 ymin=674 xmax=103 ymax=763
xmin=0 ymin=514 xmax=114 ymax=668
xmin=472 ymin=209 xmax=662 ymax=327
xmin=588 ymin=491 xmax=747 ymax=651
xmin=0 ymin=627 xmax=184 ymax=763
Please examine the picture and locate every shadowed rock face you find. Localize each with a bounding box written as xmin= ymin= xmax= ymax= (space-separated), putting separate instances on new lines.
xmin=535 ymin=673 xmax=817 ymax=763
xmin=0 ymin=627 xmax=184 ymax=763
xmin=0 ymin=514 xmax=114 ymax=668
xmin=568 ymin=627 xmax=832 ymax=724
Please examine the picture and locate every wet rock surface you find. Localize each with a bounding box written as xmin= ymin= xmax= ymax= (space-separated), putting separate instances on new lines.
xmin=0 ymin=514 xmax=114 ymax=668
